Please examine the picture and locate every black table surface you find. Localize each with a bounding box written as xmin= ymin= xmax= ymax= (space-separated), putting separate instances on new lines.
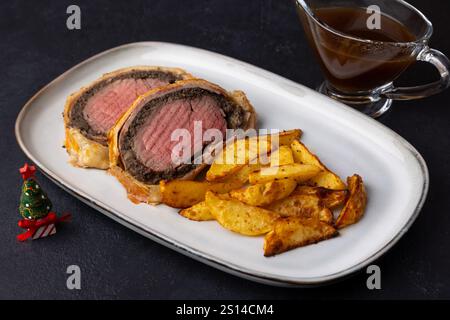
xmin=1 ymin=0 xmax=449 ymax=300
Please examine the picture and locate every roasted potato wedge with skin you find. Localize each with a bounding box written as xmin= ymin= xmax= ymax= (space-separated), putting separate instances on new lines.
xmin=264 ymin=217 xmax=338 ymax=257
xmin=248 ymin=164 xmax=322 ymax=185
xmin=249 ymin=129 xmax=302 ymax=148
xmin=266 ymin=194 xmax=333 ymax=224
xmin=276 ymin=129 xmax=303 ymax=146
xmin=270 ymin=145 xmax=295 ymax=166
xmin=318 ymin=208 xmax=334 ymax=225
xmin=208 ymin=181 xmax=244 ymax=194
xmin=160 ymin=180 xmax=243 ymax=208
xmin=205 ymin=163 xmax=245 ymax=183
xmin=179 ymin=201 xmax=214 ymax=221
xmin=160 ymin=180 xmax=209 ymax=209
xmin=230 ymin=179 xmax=297 ymax=207
xmin=206 ymin=130 xmax=302 ymax=182
xmin=293 ymin=186 xmax=348 ymax=209
xmin=205 ymin=191 xmax=279 ymax=236
xmin=335 ymin=175 xmax=367 ymax=229
xmin=206 ymin=139 xmax=250 ymax=182
xmin=206 ymin=137 xmax=271 ymax=182
xmin=223 ymin=163 xmax=262 ymax=184
xmin=291 ymin=140 xmax=346 ymax=190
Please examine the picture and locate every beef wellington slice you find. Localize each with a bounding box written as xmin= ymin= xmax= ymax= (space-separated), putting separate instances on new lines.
xmin=109 ymin=79 xmax=256 ymax=204
xmin=64 ymin=66 xmax=192 ymax=169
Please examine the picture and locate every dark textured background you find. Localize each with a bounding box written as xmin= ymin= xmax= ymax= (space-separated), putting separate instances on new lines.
xmin=1 ymin=0 xmax=449 ymax=299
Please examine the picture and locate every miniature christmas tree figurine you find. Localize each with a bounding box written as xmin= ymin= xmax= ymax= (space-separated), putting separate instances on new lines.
xmin=17 ymin=163 xmax=71 ymax=241
xmin=19 ymin=165 xmax=52 ymax=220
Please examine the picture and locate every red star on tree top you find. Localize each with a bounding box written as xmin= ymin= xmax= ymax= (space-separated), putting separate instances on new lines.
xmin=19 ymin=163 xmax=36 ymax=180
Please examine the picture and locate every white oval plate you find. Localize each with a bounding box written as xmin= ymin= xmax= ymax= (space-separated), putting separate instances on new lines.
xmin=15 ymin=42 xmax=428 ymax=287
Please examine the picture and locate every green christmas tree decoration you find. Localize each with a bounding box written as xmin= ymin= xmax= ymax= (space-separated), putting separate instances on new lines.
xmin=18 ymin=163 xmax=52 ymax=220
xmin=19 ymin=178 xmax=52 ymax=220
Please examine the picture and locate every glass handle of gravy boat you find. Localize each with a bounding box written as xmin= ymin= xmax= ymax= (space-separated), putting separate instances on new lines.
xmin=381 ymin=47 xmax=450 ymax=100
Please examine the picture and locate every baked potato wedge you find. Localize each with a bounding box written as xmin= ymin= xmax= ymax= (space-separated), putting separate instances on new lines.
xmin=248 ymin=164 xmax=322 ymax=185
xmin=160 ymin=180 xmax=243 ymax=208
xmin=266 ymin=194 xmax=333 ymax=224
xmin=264 ymin=217 xmax=338 ymax=257
xmin=205 ymin=191 xmax=279 ymax=236
xmin=335 ymin=175 xmax=367 ymax=229
xmin=206 ymin=136 xmax=271 ymax=182
xmin=222 ymin=163 xmax=262 ymax=184
xmin=292 ymin=186 xmax=348 ymax=209
xmin=270 ymin=145 xmax=295 ymax=166
xmin=291 ymin=140 xmax=346 ymax=190
xmin=206 ymin=130 xmax=302 ymax=182
xmin=179 ymin=201 xmax=214 ymax=221
xmin=230 ymin=179 xmax=297 ymax=207
xmin=276 ymin=129 xmax=303 ymax=146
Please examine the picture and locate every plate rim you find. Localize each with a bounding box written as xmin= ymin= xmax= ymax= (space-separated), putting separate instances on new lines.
xmin=14 ymin=41 xmax=429 ymax=287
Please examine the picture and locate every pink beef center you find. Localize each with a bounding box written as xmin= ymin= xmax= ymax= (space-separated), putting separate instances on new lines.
xmin=83 ymin=78 xmax=170 ymax=134
xmin=134 ymin=96 xmax=227 ymax=171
